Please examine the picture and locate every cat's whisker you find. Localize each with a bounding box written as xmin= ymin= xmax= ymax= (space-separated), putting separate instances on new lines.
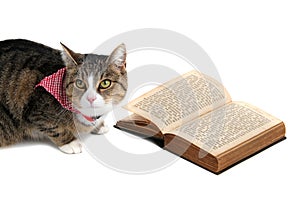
xmin=0 ymin=39 xmax=127 ymax=153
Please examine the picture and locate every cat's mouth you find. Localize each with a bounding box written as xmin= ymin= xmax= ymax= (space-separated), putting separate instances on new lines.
xmin=75 ymin=105 xmax=113 ymax=118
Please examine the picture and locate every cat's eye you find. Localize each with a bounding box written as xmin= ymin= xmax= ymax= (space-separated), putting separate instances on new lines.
xmin=99 ymin=79 xmax=111 ymax=89
xmin=75 ymin=79 xmax=85 ymax=89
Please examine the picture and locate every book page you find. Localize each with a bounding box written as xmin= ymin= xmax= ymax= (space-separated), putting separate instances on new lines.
xmin=171 ymin=102 xmax=282 ymax=156
xmin=124 ymin=70 xmax=231 ymax=132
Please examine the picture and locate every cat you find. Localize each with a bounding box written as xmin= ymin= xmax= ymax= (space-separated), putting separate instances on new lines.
xmin=0 ymin=39 xmax=127 ymax=154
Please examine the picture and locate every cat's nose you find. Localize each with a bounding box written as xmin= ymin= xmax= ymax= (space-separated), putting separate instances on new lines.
xmin=87 ymin=96 xmax=97 ymax=104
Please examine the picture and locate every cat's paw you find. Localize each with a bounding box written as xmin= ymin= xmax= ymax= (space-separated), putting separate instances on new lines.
xmin=92 ymin=125 xmax=110 ymax=135
xmin=98 ymin=125 xmax=110 ymax=134
xmin=59 ymin=139 xmax=82 ymax=154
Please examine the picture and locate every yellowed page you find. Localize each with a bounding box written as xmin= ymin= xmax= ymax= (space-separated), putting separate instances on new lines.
xmin=124 ymin=70 xmax=231 ymax=132
xmin=171 ymin=102 xmax=282 ymax=156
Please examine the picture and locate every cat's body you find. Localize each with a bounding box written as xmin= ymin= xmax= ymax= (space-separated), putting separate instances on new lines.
xmin=0 ymin=39 xmax=127 ymax=153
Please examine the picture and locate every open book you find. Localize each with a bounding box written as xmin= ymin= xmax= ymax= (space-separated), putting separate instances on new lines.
xmin=115 ymin=70 xmax=286 ymax=173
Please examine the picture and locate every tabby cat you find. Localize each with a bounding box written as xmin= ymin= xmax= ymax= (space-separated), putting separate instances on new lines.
xmin=0 ymin=39 xmax=127 ymax=154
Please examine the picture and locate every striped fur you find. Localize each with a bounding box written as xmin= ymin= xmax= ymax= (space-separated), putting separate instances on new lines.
xmin=0 ymin=39 xmax=127 ymax=152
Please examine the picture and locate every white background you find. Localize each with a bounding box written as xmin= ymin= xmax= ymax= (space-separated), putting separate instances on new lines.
xmin=0 ymin=0 xmax=299 ymax=199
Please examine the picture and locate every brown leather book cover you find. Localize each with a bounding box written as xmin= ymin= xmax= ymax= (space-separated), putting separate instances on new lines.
xmin=115 ymin=114 xmax=286 ymax=174
xmin=116 ymin=71 xmax=286 ymax=174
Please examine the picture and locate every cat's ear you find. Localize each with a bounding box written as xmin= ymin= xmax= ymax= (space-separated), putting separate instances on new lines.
xmin=60 ymin=42 xmax=83 ymax=66
xmin=108 ymin=43 xmax=126 ymax=73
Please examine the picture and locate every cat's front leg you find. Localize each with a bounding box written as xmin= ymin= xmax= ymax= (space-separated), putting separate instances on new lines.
xmin=45 ymin=128 xmax=82 ymax=154
xmin=91 ymin=118 xmax=109 ymax=135
xmin=59 ymin=139 xmax=82 ymax=154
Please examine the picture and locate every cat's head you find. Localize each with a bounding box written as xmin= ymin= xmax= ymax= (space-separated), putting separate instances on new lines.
xmin=61 ymin=43 xmax=127 ymax=118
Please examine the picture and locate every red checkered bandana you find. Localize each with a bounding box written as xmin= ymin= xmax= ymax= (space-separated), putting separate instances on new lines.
xmin=35 ymin=67 xmax=78 ymax=113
